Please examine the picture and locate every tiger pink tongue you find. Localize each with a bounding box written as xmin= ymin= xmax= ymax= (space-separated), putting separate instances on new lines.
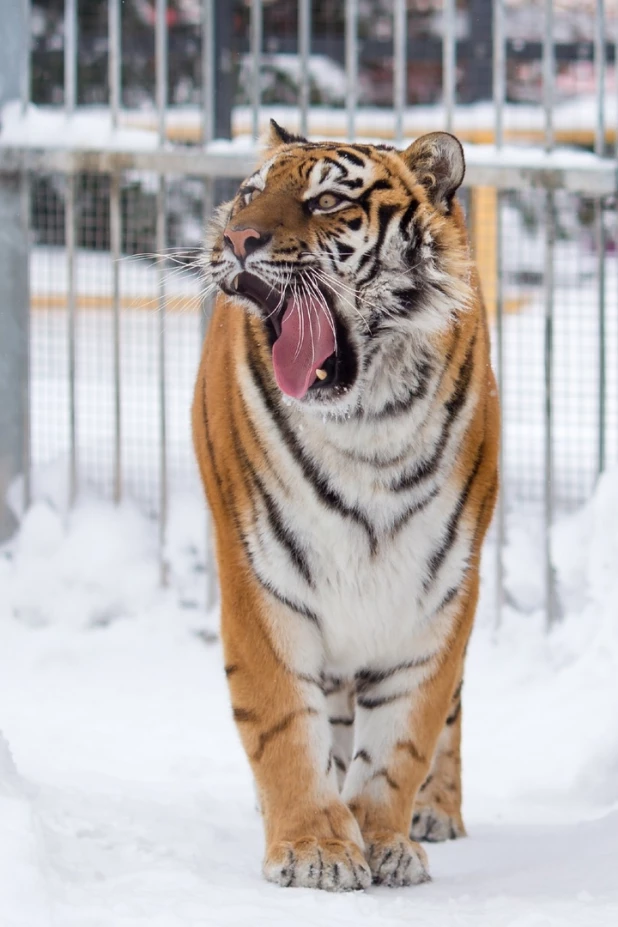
xmin=272 ymin=293 xmax=336 ymax=399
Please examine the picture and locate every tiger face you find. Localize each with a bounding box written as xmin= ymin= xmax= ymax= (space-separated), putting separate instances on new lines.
xmin=207 ymin=122 xmax=472 ymax=413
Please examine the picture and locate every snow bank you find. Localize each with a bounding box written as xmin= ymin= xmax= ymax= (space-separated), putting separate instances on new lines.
xmin=1 ymin=468 xmax=617 ymax=923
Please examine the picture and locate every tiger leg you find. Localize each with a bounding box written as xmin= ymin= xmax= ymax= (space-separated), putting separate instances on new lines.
xmin=323 ymin=675 xmax=356 ymax=790
xmin=411 ymin=677 xmax=466 ymax=842
xmin=222 ymin=597 xmax=370 ymax=892
xmin=342 ymin=587 xmax=476 ymax=887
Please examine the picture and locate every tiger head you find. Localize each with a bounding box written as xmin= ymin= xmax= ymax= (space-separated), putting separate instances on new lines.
xmin=207 ymin=121 xmax=473 ymax=413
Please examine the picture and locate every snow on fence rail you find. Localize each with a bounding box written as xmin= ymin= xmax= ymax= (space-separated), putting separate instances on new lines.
xmin=1 ymin=0 xmax=617 ymax=627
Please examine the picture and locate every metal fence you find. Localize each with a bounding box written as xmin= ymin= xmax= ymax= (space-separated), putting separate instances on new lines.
xmin=1 ymin=0 xmax=617 ymax=626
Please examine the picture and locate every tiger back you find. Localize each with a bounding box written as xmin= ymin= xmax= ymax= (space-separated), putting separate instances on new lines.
xmin=192 ymin=123 xmax=499 ymax=892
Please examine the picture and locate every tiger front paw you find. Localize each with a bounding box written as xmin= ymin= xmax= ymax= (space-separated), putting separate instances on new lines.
xmin=263 ymin=836 xmax=371 ymax=892
xmin=366 ymin=832 xmax=431 ymax=887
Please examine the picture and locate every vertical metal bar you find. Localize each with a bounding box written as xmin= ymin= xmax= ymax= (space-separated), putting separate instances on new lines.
xmin=493 ymin=0 xmax=505 ymax=148
xmin=66 ymin=173 xmax=77 ymax=505
xmin=21 ymin=0 xmax=30 ymax=113
xmin=21 ymin=172 xmax=31 ymax=512
xmin=155 ymin=0 xmax=168 ymax=583
xmin=595 ymin=2 xmax=606 ymax=475
xmin=596 ymin=199 xmax=606 ymax=475
xmin=298 ymin=0 xmax=311 ymax=137
xmin=393 ymin=0 xmax=406 ymax=146
xmin=595 ymin=0 xmax=606 ymax=157
xmin=110 ymin=172 xmax=122 ymax=504
xmin=201 ymin=0 xmax=215 ymax=146
xmin=543 ymin=0 xmax=554 ymax=151
xmin=109 ymin=0 xmax=121 ymax=129
xmin=157 ymin=176 xmax=168 ymax=587
xmin=64 ymin=0 xmax=77 ymax=114
xmin=443 ymin=0 xmax=456 ymax=134
xmin=201 ymin=179 xmax=218 ymax=612
xmin=156 ymin=0 xmax=167 ymax=145
xmin=345 ymin=0 xmax=358 ymax=141
xmin=492 ymin=0 xmax=505 ymax=626
xmin=251 ymin=0 xmax=263 ymax=140
xmin=494 ymin=189 xmax=505 ymax=628
xmin=544 ymin=190 xmax=556 ymax=628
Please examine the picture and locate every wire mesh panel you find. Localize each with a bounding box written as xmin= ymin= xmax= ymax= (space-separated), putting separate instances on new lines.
xmin=1 ymin=0 xmax=617 ymax=620
xmin=29 ymin=170 xmax=206 ymax=517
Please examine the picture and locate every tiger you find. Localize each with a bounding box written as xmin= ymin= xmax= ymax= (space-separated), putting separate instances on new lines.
xmin=192 ymin=121 xmax=499 ymax=892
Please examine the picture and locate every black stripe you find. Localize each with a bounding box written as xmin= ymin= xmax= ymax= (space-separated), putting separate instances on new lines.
xmin=226 ymin=380 xmax=315 ymax=590
xmin=445 ymin=700 xmax=461 ymax=726
xmin=371 ymin=768 xmax=400 ymax=790
xmin=347 ymin=216 xmax=362 ymax=231
xmin=233 ymin=707 xmax=258 ymax=723
xmin=389 ymin=486 xmax=439 ymax=539
xmin=389 ymin=331 xmax=478 ymax=494
xmin=338 ymin=177 xmax=364 ymax=190
xmin=333 ymin=756 xmax=347 ymax=773
xmin=334 ymin=239 xmax=355 ymax=261
xmin=336 ymin=148 xmax=366 ymax=168
xmin=423 ymin=437 xmax=486 ymax=591
xmin=357 ymin=691 xmax=410 ymax=710
xmin=245 ymin=320 xmax=379 ymax=553
xmin=253 ymin=472 xmax=314 ymax=588
xmin=399 ymin=197 xmax=420 ymax=234
xmin=355 ymin=656 xmax=432 ymax=695
xmin=354 ymin=749 xmax=372 ymax=764
xmin=329 ymin=716 xmax=354 ymax=726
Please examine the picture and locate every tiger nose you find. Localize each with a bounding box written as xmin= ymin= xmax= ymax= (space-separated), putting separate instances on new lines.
xmin=223 ymin=226 xmax=271 ymax=260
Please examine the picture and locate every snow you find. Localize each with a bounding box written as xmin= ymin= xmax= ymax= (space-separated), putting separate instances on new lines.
xmin=1 ymin=475 xmax=618 ymax=925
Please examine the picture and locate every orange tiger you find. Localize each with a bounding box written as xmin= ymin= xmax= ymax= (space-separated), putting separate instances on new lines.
xmin=192 ymin=122 xmax=499 ymax=891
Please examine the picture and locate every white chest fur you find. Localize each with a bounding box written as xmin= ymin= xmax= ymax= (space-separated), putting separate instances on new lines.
xmin=237 ymin=357 xmax=476 ymax=678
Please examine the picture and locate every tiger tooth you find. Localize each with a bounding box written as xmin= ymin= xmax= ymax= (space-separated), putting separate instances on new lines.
xmin=232 ymin=275 xmax=240 ymax=290
xmin=315 ymin=368 xmax=328 ymax=381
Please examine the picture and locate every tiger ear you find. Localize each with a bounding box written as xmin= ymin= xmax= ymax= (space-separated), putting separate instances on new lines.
xmin=401 ymin=132 xmax=465 ymax=208
xmin=267 ymin=119 xmax=307 ymax=148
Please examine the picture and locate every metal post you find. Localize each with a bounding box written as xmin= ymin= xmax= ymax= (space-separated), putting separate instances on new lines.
xmin=109 ymin=0 xmax=121 ymax=129
xmin=595 ymin=1 xmax=606 ymax=474
xmin=493 ymin=0 xmax=505 ymax=147
xmin=467 ymin=0 xmax=493 ymax=103
xmin=345 ymin=0 xmax=358 ymax=141
xmin=251 ymin=0 xmax=263 ymax=140
xmin=109 ymin=0 xmax=122 ymax=502
xmin=202 ymin=0 xmax=215 ymax=147
xmin=393 ymin=0 xmax=406 ymax=146
xmin=544 ymin=190 xmax=557 ymax=628
xmin=0 ymin=0 xmax=30 ymax=539
xmin=595 ymin=0 xmax=606 ymax=158
xmin=65 ymin=174 xmax=78 ymax=505
xmin=543 ymin=0 xmax=554 ymax=152
xmin=299 ymin=0 xmax=311 ymax=138
xmin=443 ymin=0 xmax=456 ymax=134
xmin=21 ymin=0 xmax=30 ymax=113
xmin=64 ymin=0 xmax=77 ymax=113
xmin=110 ymin=172 xmax=122 ymax=504
xmin=492 ymin=1 xmax=505 ymax=627
xmin=156 ymin=0 xmax=168 ymax=585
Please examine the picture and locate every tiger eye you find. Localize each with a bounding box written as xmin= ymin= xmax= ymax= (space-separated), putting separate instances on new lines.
xmin=317 ymin=192 xmax=340 ymax=210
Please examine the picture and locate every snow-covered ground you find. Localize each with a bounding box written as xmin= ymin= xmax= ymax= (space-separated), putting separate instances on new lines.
xmin=1 ymin=469 xmax=618 ymax=926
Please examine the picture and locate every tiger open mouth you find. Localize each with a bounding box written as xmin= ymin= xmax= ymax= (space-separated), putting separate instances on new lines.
xmin=226 ymin=271 xmax=356 ymax=401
